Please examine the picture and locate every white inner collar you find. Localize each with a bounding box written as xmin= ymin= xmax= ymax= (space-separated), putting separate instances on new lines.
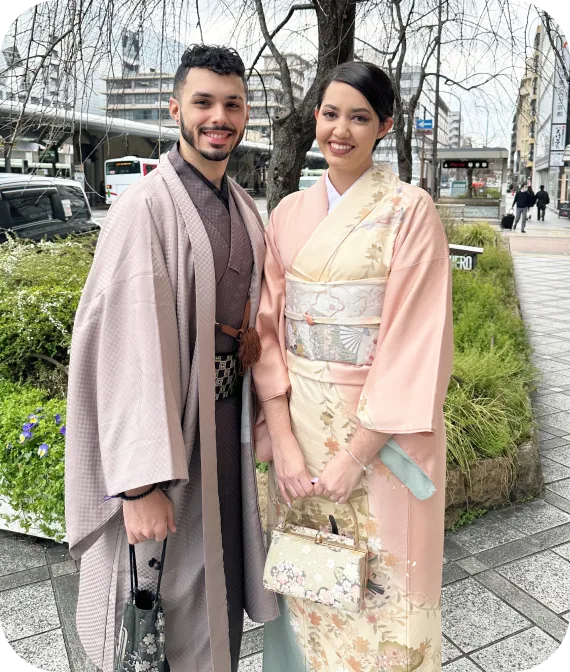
xmin=325 ymin=166 xmax=374 ymax=213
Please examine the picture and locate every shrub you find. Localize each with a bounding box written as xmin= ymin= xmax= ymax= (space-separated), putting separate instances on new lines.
xmin=0 ymin=379 xmax=67 ymax=539
xmin=0 ymin=235 xmax=95 ymax=393
xmin=445 ymin=222 xmax=536 ymax=472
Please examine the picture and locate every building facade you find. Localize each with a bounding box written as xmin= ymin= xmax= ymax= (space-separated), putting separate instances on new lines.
xmin=532 ymin=21 xmax=569 ymax=206
xmin=245 ymin=53 xmax=309 ymax=143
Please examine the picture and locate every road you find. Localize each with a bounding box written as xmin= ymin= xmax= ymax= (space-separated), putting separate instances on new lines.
xmin=91 ymin=197 xmax=269 ymax=228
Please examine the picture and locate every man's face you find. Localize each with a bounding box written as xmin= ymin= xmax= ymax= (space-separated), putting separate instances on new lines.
xmin=169 ymin=68 xmax=249 ymax=162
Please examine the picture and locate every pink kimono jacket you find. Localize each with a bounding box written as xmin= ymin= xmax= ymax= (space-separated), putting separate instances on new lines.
xmin=253 ymin=165 xmax=453 ymax=672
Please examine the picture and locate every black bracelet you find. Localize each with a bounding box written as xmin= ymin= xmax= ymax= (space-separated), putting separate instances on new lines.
xmin=117 ymin=484 xmax=158 ymax=501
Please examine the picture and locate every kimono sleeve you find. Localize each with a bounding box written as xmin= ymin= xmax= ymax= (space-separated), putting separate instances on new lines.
xmin=356 ymin=192 xmax=453 ymax=497
xmin=253 ymin=214 xmax=291 ymax=401
xmin=65 ymin=194 xmax=189 ymax=555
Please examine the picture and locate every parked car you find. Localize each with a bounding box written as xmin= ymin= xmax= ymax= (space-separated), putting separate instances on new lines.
xmin=0 ymin=174 xmax=97 ymax=243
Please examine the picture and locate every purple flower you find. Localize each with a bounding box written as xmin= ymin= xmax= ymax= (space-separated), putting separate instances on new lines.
xmin=55 ymin=414 xmax=62 ymax=425
xmin=28 ymin=414 xmax=39 ymax=426
xmin=38 ymin=444 xmax=49 ymax=458
xmin=60 ymin=425 xmax=66 ymax=437
xmin=22 ymin=423 xmax=33 ymax=433
xmin=22 ymin=429 xmax=33 ymax=440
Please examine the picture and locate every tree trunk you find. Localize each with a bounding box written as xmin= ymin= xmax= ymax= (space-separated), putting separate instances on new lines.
xmin=266 ymin=0 xmax=357 ymax=212
xmin=393 ymin=106 xmax=413 ymax=184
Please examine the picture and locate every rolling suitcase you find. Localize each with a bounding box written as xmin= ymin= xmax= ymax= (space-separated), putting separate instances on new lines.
xmin=501 ymin=212 xmax=514 ymax=229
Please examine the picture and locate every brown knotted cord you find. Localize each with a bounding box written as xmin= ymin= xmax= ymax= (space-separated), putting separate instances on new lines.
xmin=216 ymin=299 xmax=262 ymax=373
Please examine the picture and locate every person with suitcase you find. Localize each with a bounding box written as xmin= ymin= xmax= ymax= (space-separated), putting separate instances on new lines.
xmin=512 ymin=184 xmax=532 ymax=232
xmin=536 ymin=185 xmax=550 ymax=221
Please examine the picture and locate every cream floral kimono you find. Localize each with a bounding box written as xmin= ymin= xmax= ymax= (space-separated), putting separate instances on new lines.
xmin=253 ymin=165 xmax=453 ymax=672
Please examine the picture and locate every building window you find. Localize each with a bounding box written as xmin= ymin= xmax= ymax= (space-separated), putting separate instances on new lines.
xmin=3 ymin=45 xmax=21 ymax=67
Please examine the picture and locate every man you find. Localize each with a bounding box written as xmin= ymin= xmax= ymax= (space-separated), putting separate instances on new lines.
xmin=512 ymin=184 xmax=532 ymax=232
xmin=535 ymin=184 xmax=550 ymax=221
xmin=65 ymin=45 xmax=278 ymax=672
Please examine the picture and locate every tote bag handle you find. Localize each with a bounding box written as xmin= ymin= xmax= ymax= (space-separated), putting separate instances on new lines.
xmin=129 ymin=539 xmax=168 ymax=606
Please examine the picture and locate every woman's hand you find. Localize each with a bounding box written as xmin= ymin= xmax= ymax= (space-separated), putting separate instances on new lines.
xmin=314 ymin=450 xmax=363 ymax=505
xmin=272 ymin=431 xmax=315 ymax=505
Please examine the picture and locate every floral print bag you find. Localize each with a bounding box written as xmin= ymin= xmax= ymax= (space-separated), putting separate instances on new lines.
xmin=115 ymin=540 xmax=167 ymax=672
xmin=263 ymin=501 xmax=368 ymax=613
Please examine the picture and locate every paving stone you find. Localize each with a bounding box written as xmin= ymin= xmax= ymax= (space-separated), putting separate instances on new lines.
xmin=534 ymin=360 xmax=570 ymax=373
xmin=0 ymin=580 xmax=59 ymax=641
xmin=543 ymin=489 xmax=570 ymax=514
xmin=443 ymin=537 xmax=471 ymax=563
xmin=449 ymin=518 xmax=525 ymax=554
xmin=534 ymin=404 xmax=560 ymax=418
xmin=539 ymin=430 xmax=556 ymax=442
xmin=0 ymin=531 xmax=47 ymax=576
xmin=537 ymin=393 xmax=570 ymax=411
xmin=553 ymin=542 xmax=570 ymax=561
xmin=543 ymin=445 xmax=570 ymax=467
xmin=532 ymin=343 xmax=570 ymax=358
xmin=443 ymin=562 xmax=469 ymax=586
xmin=546 ymin=478 xmax=570 ymax=499
xmin=0 ymin=565 xmax=50 ymax=593
xmin=441 ymin=578 xmax=529 ymax=653
xmin=241 ymin=627 xmax=264 ymax=657
xmin=243 ymin=614 xmax=263 ymax=632
xmin=540 ymin=436 xmax=570 ymax=452
xmin=49 ymin=560 xmax=78 ymax=578
xmin=497 ymin=550 xmax=570 ymax=613
xmin=442 ymin=636 xmax=462 ymax=664
xmin=238 ymin=653 xmax=263 ymax=671
xmin=540 ymin=412 xmax=570 ymax=434
xmin=456 ymin=556 xmax=489 ymax=576
xmin=470 ymin=626 xmax=560 ymax=672
xmin=541 ymin=457 xmax=570 ymax=483
xmin=476 ymin=522 xmax=570 ymax=567
xmin=493 ymin=499 xmax=570 ymax=535
xmin=539 ymin=424 xmax=569 ymax=438
xmin=475 ymin=570 xmax=569 ymax=642
xmin=45 ymin=544 xmax=71 ymax=565
xmin=51 ymin=572 xmax=96 ymax=672
xmin=10 ymin=627 xmax=71 ymax=672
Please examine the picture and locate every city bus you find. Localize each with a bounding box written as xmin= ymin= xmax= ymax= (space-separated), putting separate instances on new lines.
xmin=105 ymin=156 xmax=159 ymax=204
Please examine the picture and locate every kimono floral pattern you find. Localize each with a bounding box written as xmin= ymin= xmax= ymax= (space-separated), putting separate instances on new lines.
xmin=115 ymin=605 xmax=166 ymax=672
xmin=263 ymin=164 xmax=444 ymax=671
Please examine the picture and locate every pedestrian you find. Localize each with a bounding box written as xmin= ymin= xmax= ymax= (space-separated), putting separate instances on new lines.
xmin=65 ymin=44 xmax=278 ymax=672
xmin=253 ymin=61 xmax=453 ymax=671
xmin=512 ymin=184 xmax=532 ymax=231
xmin=535 ymin=184 xmax=550 ymax=221
xmin=527 ymin=185 xmax=536 ymax=220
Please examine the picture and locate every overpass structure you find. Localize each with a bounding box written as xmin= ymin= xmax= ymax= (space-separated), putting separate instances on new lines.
xmin=0 ymin=100 xmax=325 ymax=204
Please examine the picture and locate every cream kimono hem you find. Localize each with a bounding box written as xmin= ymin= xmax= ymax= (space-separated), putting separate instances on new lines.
xmin=254 ymin=165 xmax=453 ymax=672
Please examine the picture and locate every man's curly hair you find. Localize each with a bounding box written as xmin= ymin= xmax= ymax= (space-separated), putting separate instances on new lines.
xmin=173 ymin=44 xmax=247 ymax=99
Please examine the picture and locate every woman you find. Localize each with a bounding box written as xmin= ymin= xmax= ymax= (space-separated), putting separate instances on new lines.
xmin=253 ymin=62 xmax=453 ymax=672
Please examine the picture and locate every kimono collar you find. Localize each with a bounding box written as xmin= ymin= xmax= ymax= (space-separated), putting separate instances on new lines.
xmin=325 ymin=165 xmax=376 ymax=214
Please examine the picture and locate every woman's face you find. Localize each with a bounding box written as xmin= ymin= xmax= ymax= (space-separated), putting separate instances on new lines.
xmin=315 ymin=80 xmax=392 ymax=172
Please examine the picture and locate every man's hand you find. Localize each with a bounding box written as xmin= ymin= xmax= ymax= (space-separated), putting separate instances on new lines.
xmin=272 ymin=432 xmax=314 ymax=504
xmin=314 ymin=450 xmax=363 ymax=505
xmin=122 ymin=487 xmax=177 ymax=544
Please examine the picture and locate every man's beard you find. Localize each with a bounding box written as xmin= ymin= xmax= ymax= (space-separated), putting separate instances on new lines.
xmin=180 ymin=114 xmax=245 ymax=162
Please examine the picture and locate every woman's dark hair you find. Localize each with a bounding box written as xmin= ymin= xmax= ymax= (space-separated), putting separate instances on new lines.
xmin=317 ymin=61 xmax=394 ymax=150
xmin=173 ymin=44 xmax=247 ymax=99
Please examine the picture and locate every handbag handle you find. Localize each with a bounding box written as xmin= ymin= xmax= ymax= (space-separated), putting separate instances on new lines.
xmin=283 ymin=499 xmax=361 ymax=546
xmin=129 ymin=539 xmax=168 ymax=605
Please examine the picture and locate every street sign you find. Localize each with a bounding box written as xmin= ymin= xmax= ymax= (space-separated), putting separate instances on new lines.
xmin=443 ymin=160 xmax=489 ymax=169
xmin=416 ymin=119 xmax=433 ymax=131
xmin=448 ymin=244 xmax=483 ymax=271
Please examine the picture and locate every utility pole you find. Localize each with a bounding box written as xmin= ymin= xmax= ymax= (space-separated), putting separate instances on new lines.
xmin=431 ymin=0 xmax=444 ymax=200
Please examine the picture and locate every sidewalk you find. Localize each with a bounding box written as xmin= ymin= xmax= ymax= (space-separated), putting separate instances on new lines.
xmin=1 ymin=250 xmax=570 ymax=672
